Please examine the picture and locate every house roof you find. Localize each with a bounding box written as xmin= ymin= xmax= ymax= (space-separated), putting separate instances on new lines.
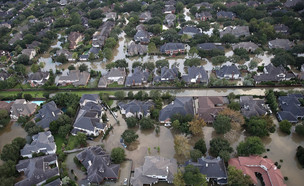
xmin=127 ymin=42 xmax=148 ymax=56
xmin=68 ymin=32 xmax=83 ymax=49
xmin=254 ymin=64 xmax=295 ymax=82
xmin=0 ymin=70 xmax=10 ymax=80
xmin=98 ymin=76 xmax=107 ymax=87
xmin=28 ymin=71 xmax=49 ymax=81
xmin=229 ymin=156 xmax=286 ymax=186
xmin=240 ymin=96 xmax=268 ymax=118
xmin=139 ymin=11 xmax=151 ymax=21
xmin=58 ymin=70 xmax=90 ymax=86
xmin=157 ymin=66 xmax=179 ymax=81
xmin=44 ymin=178 xmax=61 ymax=186
xmin=277 ymin=94 xmax=304 ymax=122
xmin=232 ymin=42 xmax=259 ymax=51
xmin=35 ymin=101 xmax=62 ymax=129
xmin=0 ymin=101 xmax=13 ymax=112
xmin=159 ymin=97 xmax=194 ymax=122
xmin=274 ymin=24 xmax=289 ymax=33
xmin=106 ymin=68 xmax=126 ymax=79
xmin=215 ymin=65 xmax=240 ymax=78
xmin=182 ymin=66 xmax=208 ymax=83
xmin=194 ymin=2 xmax=212 ymax=9
xmin=125 ymin=67 xmax=150 ymax=86
xmin=160 ymin=43 xmax=184 ymax=53
xmin=185 ymin=156 xmax=227 ymax=183
xmin=178 ymin=26 xmax=201 ymax=35
xmin=197 ymin=43 xmax=224 ymax=51
xmin=220 ymin=26 xmax=250 ymax=38
xmin=217 ymin=11 xmax=236 ymax=19
xmin=80 ymin=94 xmax=100 ymax=106
xmin=134 ymin=30 xmax=151 ymax=43
xmin=20 ymin=131 xmax=56 ymax=157
xmin=131 ymin=156 xmax=177 ymax=186
xmin=21 ymin=49 xmax=35 ymax=56
xmin=268 ymin=39 xmax=294 ymax=50
xmin=11 ymin=99 xmax=37 ymax=118
xmin=165 ymin=13 xmax=176 ymax=21
xmin=118 ymin=100 xmax=154 ymax=117
xmin=197 ymin=96 xmax=227 ymax=123
xmin=26 ymin=41 xmax=41 ymax=49
xmin=196 ymin=11 xmax=212 ymax=19
xmin=15 ymin=154 xmax=59 ymax=186
xmin=76 ymin=146 xmax=120 ymax=184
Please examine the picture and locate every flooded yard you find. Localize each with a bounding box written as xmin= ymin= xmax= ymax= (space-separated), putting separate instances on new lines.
xmin=65 ymin=152 xmax=86 ymax=183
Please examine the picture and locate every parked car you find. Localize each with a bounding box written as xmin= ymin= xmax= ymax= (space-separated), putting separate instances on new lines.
xmin=123 ymin=178 xmax=128 ymax=185
xmin=120 ymin=138 xmax=127 ymax=148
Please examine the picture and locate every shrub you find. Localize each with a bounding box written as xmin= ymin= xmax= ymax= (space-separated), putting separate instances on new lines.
xmin=279 ymin=120 xmax=292 ymax=134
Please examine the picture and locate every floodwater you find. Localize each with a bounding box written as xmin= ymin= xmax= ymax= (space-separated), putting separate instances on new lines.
xmin=65 ymin=152 xmax=86 ymax=183
xmin=0 ymin=121 xmax=27 ymax=165
xmin=183 ymin=8 xmax=191 ymax=21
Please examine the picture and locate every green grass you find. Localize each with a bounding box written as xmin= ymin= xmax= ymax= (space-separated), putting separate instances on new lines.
xmin=107 ymin=82 xmax=124 ymax=88
xmin=54 ymin=134 xmax=65 ymax=153
xmin=66 ymin=135 xmax=78 ymax=150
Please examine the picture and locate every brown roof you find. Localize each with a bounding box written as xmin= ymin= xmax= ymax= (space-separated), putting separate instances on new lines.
xmin=68 ymin=32 xmax=83 ymax=49
xmin=0 ymin=101 xmax=13 ymax=112
xmin=197 ymin=96 xmax=226 ymax=123
xmin=229 ymin=156 xmax=286 ymax=186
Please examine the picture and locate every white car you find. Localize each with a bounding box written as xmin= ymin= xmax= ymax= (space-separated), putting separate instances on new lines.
xmin=164 ymin=123 xmax=171 ymax=127
xmin=123 ymin=178 xmax=128 ymax=185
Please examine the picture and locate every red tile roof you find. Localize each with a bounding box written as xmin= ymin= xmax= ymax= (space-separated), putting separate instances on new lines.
xmin=229 ymin=156 xmax=286 ymax=186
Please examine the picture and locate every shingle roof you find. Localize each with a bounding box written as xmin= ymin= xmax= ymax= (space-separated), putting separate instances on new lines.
xmin=215 ymin=65 xmax=240 ymax=78
xmin=254 ymin=64 xmax=295 ymax=82
xmin=125 ymin=67 xmax=150 ymax=86
xmin=35 ymin=101 xmax=62 ymax=129
xmin=118 ymin=100 xmax=154 ymax=117
xmin=240 ymin=96 xmax=269 ymax=118
xmin=28 ymin=71 xmax=49 ymax=81
xmin=217 ymin=11 xmax=236 ymax=19
xmin=268 ymin=39 xmax=294 ymax=50
xmin=182 ymin=66 xmax=208 ymax=83
xmin=197 ymin=43 xmax=224 ymax=51
xmin=232 ymin=42 xmax=259 ymax=51
xmin=11 ymin=99 xmax=37 ymax=119
xmin=220 ymin=26 xmax=250 ymax=38
xmin=178 ymin=26 xmax=201 ymax=35
xmin=197 ymin=96 xmax=227 ymax=123
xmin=277 ymin=94 xmax=304 ymax=122
xmin=160 ymin=43 xmax=184 ymax=53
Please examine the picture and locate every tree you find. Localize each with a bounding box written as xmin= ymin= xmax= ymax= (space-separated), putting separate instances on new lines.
xmin=0 ymin=144 xmax=19 ymax=162
xmin=31 ymin=63 xmax=40 ymax=73
xmin=279 ymin=120 xmax=292 ymax=134
xmin=211 ymin=56 xmax=228 ymax=66
xmin=161 ymin=29 xmax=179 ymax=42
xmin=176 ymin=1 xmax=184 ymax=13
xmin=237 ymin=136 xmax=265 ymax=156
xmin=296 ymin=124 xmax=304 ymax=136
xmin=0 ymin=160 xmax=17 ymax=177
xmin=111 ymin=147 xmax=125 ymax=164
xmin=184 ymin=58 xmax=201 ymax=67
xmin=114 ymin=91 xmax=125 ymax=100
xmin=296 ymin=146 xmax=304 ymax=167
xmin=12 ymin=137 xmax=26 ymax=149
xmin=75 ymin=132 xmax=87 ymax=147
xmin=155 ymin=59 xmax=169 ymax=68
xmin=249 ymin=60 xmax=258 ymax=69
xmin=23 ymin=94 xmax=33 ymax=101
xmin=188 ymin=115 xmax=206 ymax=135
xmin=189 ymin=47 xmax=198 ymax=56
xmin=125 ymin=117 xmax=138 ymax=128
xmin=228 ymin=102 xmax=240 ymax=111
xmin=105 ymin=37 xmax=117 ymax=49
xmin=139 ymin=118 xmax=154 ymax=130
xmin=246 ymin=117 xmax=270 ymax=137
xmin=104 ymin=48 xmax=113 ymax=60
xmin=56 ymin=53 xmax=68 ymax=63
xmin=142 ymin=62 xmax=155 ymax=72
xmin=88 ymin=53 xmax=95 ymax=61
xmin=79 ymin=64 xmax=88 ymax=72
xmin=173 ymin=169 xmax=186 ymax=186
xmin=210 ymin=138 xmax=233 ymax=157
xmin=227 ymin=166 xmax=253 ymax=186
xmin=174 ymin=135 xmax=191 ymax=159
xmin=213 ymin=115 xmax=231 ymax=134
xmin=148 ymin=42 xmax=157 ymax=54
xmin=50 ymin=114 xmax=72 ymax=134
xmin=127 ymin=91 xmax=134 ymax=99
xmin=58 ymin=125 xmax=72 ymax=138
xmin=183 ymin=165 xmax=207 ymax=186
xmin=17 ymin=54 xmax=30 ymax=65
xmin=190 ymin=149 xmax=203 ymax=162
xmin=68 ymin=65 xmax=76 ymax=70
xmin=121 ymin=130 xmax=138 ymax=144
xmin=194 ymin=139 xmax=207 ymax=154
xmin=271 ymin=51 xmax=295 ymax=67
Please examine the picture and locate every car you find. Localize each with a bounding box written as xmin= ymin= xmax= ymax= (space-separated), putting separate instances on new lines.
xmin=164 ymin=123 xmax=171 ymax=127
xmin=114 ymin=112 xmax=118 ymax=117
xmin=123 ymin=178 xmax=128 ymax=185
xmin=120 ymin=138 xmax=127 ymax=148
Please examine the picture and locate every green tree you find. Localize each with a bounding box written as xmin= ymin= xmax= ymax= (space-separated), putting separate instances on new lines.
xmin=114 ymin=91 xmax=125 ymax=100
xmin=210 ymin=138 xmax=233 ymax=157
xmin=296 ymin=124 xmax=304 ymax=136
xmin=105 ymin=37 xmax=117 ymax=49
xmin=213 ymin=115 xmax=231 ymax=134
xmin=50 ymin=114 xmax=72 ymax=134
xmin=246 ymin=117 xmax=270 ymax=137
xmin=279 ymin=120 xmax=292 ymax=134
xmin=176 ymin=1 xmax=184 ymax=13
xmin=190 ymin=149 xmax=203 ymax=162
xmin=58 ymin=125 xmax=72 ymax=138
xmin=161 ymin=29 xmax=179 ymax=42
xmin=211 ymin=56 xmax=228 ymax=66
xmin=111 ymin=147 xmax=125 ymax=164
xmin=189 ymin=47 xmax=198 ymax=56
xmin=174 ymin=135 xmax=191 ymax=159
xmin=125 ymin=117 xmax=138 ymax=128
xmin=17 ymin=54 xmax=30 ymax=65
xmin=183 ymin=165 xmax=207 ymax=186
xmin=79 ymin=64 xmax=88 ymax=72
xmin=12 ymin=137 xmax=26 ymax=149
xmin=237 ymin=136 xmax=265 ymax=156
xmin=0 ymin=160 xmax=17 ymax=177
xmin=194 ymin=139 xmax=207 ymax=154
xmin=184 ymin=58 xmax=201 ymax=67
xmin=227 ymin=166 xmax=253 ymax=186
xmin=24 ymin=94 xmax=33 ymax=101
xmin=156 ymin=59 xmax=169 ymax=68
xmin=173 ymin=169 xmax=186 ymax=186
xmin=31 ymin=63 xmax=40 ymax=73
xmin=88 ymin=53 xmax=95 ymax=61
xmin=75 ymin=132 xmax=87 ymax=147
xmin=142 ymin=62 xmax=155 ymax=72
xmin=121 ymin=130 xmax=138 ymax=144
xmin=56 ymin=53 xmax=68 ymax=63
xmin=0 ymin=144 xmax=19 ymax=162
xmin=104 ymin=48 xmax=113 ymax=60
xmin=127 ymin=91 xmax=134 ymax=99
xmin=296 ymin=146 xmax=304 ymax=167
xmin=271 ymin=51 xmax=295 ymax=67
xmin=139 ymin=118 xmax=154 ymax=130
xmin=228 ymin=102 xmax=240 ymax=111
xmin=148 ymin=42 xmax=157 ymax=54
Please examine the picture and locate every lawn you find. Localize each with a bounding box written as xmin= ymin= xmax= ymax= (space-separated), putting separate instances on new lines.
xmin=107 ymin=82 xmax=124 ymax=88
xmin=54 ymin=134 xmax=65 ymax=153
xmin=66 ymin=135 xmax=78 ymax=150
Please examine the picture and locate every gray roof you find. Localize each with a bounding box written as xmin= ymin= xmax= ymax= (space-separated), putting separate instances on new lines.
xmin=98 ymin=76 xmax=107 ymax=87
xmin=215 ymin=65 xmax=240 ymax=78
xmin=56 ymin=49 xmax=73 ymax=59
xmin=127 ymin=42 xmax=147 ymax=56
xmin=15 ymin=154 xmax=59 ymax=186
xmin=284 ymin=0 xmax=302 ymax=7
xmin=76 ymin=146 xmax=120 ymax=184
xmin=274 ymin=24 xmax=289 ymax=33
xmin=178 ymin=26 xmax=201 ymax=35
xmin=268 ymin=39 xmax=294 ymax=50
xmin=165 ymin=13 xmax=176 ymax=27
xmin=35 ymin=101 xmax=62 ymax=129
xmin=240 ymin=96 xmax=269 ymax=118
xmin=217 ymin=11 xmax=236 ymax=19
xmin=185 ymin=156 xmax=227 ymax=184
xmin=154 ymin=66 xmax=179 ymax=82
xmin=159 ymin=97 xmax=194 ymax=122
xmin=160 ymin=43 xmax=184 ymax=53
xmin=232 ymin=42 xmax=259 ymax=52
xmin=131 ymin=156 xmax=177 ymax=186
xmin=28 ymin=71 xmax=49 ymax=81
xmin=196 ymin=11 xmax=212 ymax=19
xmin=105 ymin=68 xmax=126 ymax=79
xmin=118 ymin=100 xmax=154 ymax=117
xmin=134 ymin=30 xmax=151 ymax=43
xmin=11 ymin=99 xmax=37 ymax=118
xmin=0 ymin=70 xmax=10 ymax=80
xmin=277 ymin=94 xmax=304 ymax=122
xmin=26 ymin=41 xmax=41 ymax=49
xmin=20 ymin=131 xmax=56 ymax=157
xmin=194 ymin=2 xmax=212 ymax=9
xmin=80 ymin=94 xmax=100 ymax=106
xmin=182 ymin=66 xmax=208 ymax=83
xmin=254 ymin=64 xmax=295 ymax=82
xmin=220 ymin=26 xmax=250 ymax=38
xmin=139 ymin=11 xmax=152 ymax=22
xmin=21 ymin=49 xmax=35 ymax=57
xmin=58 ymin=70 xmax=90 ymax=86
xmin=44 ymin=178 xmax=61 ymax=186
xmin=197 ymin=43 xmax=224 ymax=51
xmin=125 ymin=67 xmax=150 ymax=86
xmin=9 ymin=33 xmax=23 ymax=45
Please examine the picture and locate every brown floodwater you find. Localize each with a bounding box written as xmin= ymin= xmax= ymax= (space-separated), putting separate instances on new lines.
xmin=0 ymin=121 xmax=27 ymax=165
xmin=65 ymin=152 xmax=86 ymax=183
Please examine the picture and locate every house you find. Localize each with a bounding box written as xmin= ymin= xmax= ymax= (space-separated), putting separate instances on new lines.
xmin=27 ymin=71 xmax=49 ymax=87
xmin=68 ymin=32 xmax=84 ymax=50
xmin=88 ymin=47 xmax=100 ymax=58
xmin=254 ymin=64 xmax=295 ymax=83
xmin=139 ymin=11 xmax=152 ymax=23
xmin=92 ymin=21 xmax=115 ymax=48
xmin=26 ymin=41 xmax=41 ymax=49
xmin=232 ymin=42 xmax=259 ymax=52
xmin=225 ymin=1 xmax=238 ymax=8
xmin=240 ymin=96 xmax=270 ymax=118
xmin=104 ymin=12 xmax=117 ymax=21
xmin=72 ymin=94 xmax=106 ymax=136
xmin=194 ymin=2 xmax=212 ymax=9
xmin=284 ymin=0 xmax=302 ymax=7
xmin=268 ymin=39 xmax=294 ymax=50
xmin=154 ymin=66 xmax=179 ymax=83
xmin=0 ymin=101 xmax=13 ymax=113
xmin=79 ymin=55 xmax=88 ymax=61
xmin=42 ymin=17 xmax=54 ymax=26
xmin=274 ymin=24 xmax=289 ymax=34
xmin=20 ymin=131 xmax=56 ymax=158
xmin=15 ymin=154 xmax=59 ymax=186
xmin=8 ymin=33 xmax=23 ymax=45
xmin=197 ymin=96 xmax=228 ymax=123
xmin=216 ymin=11 xmax=236 ymax=19
xmin=104 ymin=68 xmax=126 ymax=85
xmin=215 ymin=64 xmax=241 ymax=79
xmin=56 ymin=49 xmax=75 ymax=61
xmin=159 ymin=97 xmax=194 ymax=124
xmin=21 ymin=49 xmax=36 ymax=60
xmin=125 ymin=67 xmax=150 ymax=87
xmin=134 ymin=30 xmax=152 ymax=44
xmin=195 ymin=11 xmax=212 ymax=21
xmin=178 ymin=26 xmax=201 ymax=37
xmin=76 ymin=146 xmax=120 ymax=184
xmin=57 ymin=70 xmax=90 ymax=86
xmin=229 ymin=156 xmax=286 ymax=186
xmin=35 ymin=101 xmax=62 ymax=129
xmin=185 ymin=157 xmax=228 ymax=185
xmin=10 ymin=99 xmax=37 ymax=120
xmin=277 ymin=94 xmax=304 ymax=123
xmin=0 ymin=22 xmax=11 ymax=29
xmin=0 ymin=70 xmax=10 ymax=80
xmin=160 ymin=43 xmax=185 ymax=55
xmin=37 ymin=28 xmax=50 ymax=38
xmin=182 ymin=66 xmax=208 ymax=84
xmin=247 ymin=0 xmax=259 ymax=7
xmin=127 ymin=42 xmax=148 ymax=56
xmin=131 ymin=156 xmax=177 ymax=186
xmin=220 ymin=26 xmax=250 ymax=38
xmin=118 ymin=100 xmax=154 ymax=118
xmin=197 ymin=43 xmax=224 ymax=51
xmin=98 ymin=77 xmax=107 ymax=88
xmin=165 ymin=13 xmax=176 ymax=27
xmin=164 ymin=5 xmax=175 ymax=14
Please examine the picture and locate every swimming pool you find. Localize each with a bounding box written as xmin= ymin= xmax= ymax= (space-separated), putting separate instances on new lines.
xmin=5 ymin=100 xmax=45 ymax=105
